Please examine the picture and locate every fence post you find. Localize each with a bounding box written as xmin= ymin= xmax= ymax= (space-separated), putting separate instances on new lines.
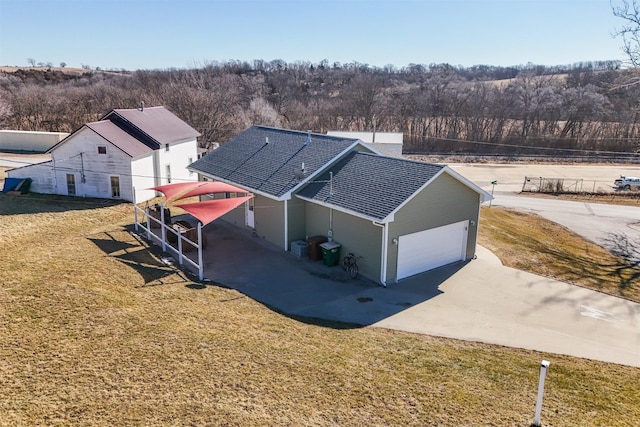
xmin=160 ymin=203 xmax=167 ymax=252
xmin=133 ymin=187 xmax=138 ymax=231
xmin=177 ymin=228 xmax=183 ymax=265
xmin=198 ymin=222 xmax=204 ymax=281
xmin=145 ymin=207 xmax=151 ymax=240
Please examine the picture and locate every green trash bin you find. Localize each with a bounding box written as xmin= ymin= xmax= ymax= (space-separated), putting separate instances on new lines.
xmin=320 ymin=241 xmax=341 ymax=266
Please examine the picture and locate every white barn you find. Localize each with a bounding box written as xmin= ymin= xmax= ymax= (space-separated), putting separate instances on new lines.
xmin=7 ymin=106 xmax=200 ymax=202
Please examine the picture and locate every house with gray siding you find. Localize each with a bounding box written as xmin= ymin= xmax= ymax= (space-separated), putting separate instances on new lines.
xmin=189 ymin=126 xmax=491 ymax=285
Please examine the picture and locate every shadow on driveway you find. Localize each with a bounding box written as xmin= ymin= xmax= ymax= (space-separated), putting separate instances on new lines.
xmin=198 ymin=219 xmax=463 ymax=327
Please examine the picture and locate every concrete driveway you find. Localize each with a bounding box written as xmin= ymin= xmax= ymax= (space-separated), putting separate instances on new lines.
xmin=198 ymin=220 xmax=640 ymax=368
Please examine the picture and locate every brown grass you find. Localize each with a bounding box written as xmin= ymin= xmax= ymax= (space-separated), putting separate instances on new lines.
xmin=479 ymin=207 xmax=640 ymax=302
xmin=1 ymin=193 xmax=639 ymax=426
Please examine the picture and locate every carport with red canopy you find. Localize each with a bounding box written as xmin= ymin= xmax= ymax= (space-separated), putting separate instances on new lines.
xmin=150 ymin=181 xmax=252 ymax=225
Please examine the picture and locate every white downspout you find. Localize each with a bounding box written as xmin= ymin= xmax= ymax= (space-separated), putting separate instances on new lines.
xmin=473 ymin=194 xmax=482 ymax=259
xmin=284 ymin=199 xmax=289 ymax=250
xmin=372 ymin=221 xmax=388 ymax=287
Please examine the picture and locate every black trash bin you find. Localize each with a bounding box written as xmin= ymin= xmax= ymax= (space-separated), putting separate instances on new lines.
xmin=306 ymin=235 xmax=327 ymax=261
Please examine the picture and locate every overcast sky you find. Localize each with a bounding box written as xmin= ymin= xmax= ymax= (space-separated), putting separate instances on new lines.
xmin=0 ymin=0 xmax=629 ymax=71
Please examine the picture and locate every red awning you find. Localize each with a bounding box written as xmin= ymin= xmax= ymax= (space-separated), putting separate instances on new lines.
xmin=174 ymin=196 xmax=252 ymax=226
xmin=150 ymin=182 xmax=202 ymax=201
xmin=176 ymin=181 xmax=248 ymax=200
xmin=150 ymin=181 xmax=248 ymax=201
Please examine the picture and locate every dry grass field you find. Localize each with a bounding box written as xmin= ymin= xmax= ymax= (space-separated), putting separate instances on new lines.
xmin=479 ymin=207 xmax=640 ymax=303
xmin=1 ymin=192 xmax=639 ymax=426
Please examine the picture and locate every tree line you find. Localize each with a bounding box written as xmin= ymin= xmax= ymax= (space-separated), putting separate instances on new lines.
xmin=0 ymin=59 xmax=638 ymax=158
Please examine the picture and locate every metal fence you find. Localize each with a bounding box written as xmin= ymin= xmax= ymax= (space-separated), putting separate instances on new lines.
xmin=522 ymin=177 xmax=618 ymax=194
xmin=133 ymin=203 xmax=204 ymax=281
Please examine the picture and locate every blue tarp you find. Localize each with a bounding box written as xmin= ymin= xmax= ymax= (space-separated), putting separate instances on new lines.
xmin=2 ymin=177 xmax=24 ymax=192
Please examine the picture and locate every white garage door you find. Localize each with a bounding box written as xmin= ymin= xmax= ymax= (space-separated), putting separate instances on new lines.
xmin=397 ymin=220 xmax=469 ymax=280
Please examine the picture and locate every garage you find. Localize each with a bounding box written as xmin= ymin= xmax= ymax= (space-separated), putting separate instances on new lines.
xmin=396 ymin=220 xmax=469 ymax=280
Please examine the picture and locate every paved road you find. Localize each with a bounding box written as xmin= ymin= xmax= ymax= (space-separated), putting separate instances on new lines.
xmin=448 ymin=162 xmax=640 ymax=261
xmin=449 ymin=162 xmax=639 ymax=193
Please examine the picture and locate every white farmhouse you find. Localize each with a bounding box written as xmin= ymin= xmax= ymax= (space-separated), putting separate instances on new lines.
xmin=7 ymin=106 xmax=200 ymax=202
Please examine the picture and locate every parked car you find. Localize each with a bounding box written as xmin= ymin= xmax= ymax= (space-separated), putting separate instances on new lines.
xmin=614 ymin=176 xmax=640 ymax=190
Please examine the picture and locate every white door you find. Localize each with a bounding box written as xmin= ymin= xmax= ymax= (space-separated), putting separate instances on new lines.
xmin=396 ymin=220 xmax=468 ymax=280
xmin=245 ymin=198 xmax=255 ymax=228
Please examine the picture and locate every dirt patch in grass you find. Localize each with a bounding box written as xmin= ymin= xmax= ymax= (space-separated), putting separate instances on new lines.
xmin=479 ymin=206 xmax=640 ymax=302
xmin=1 ymin=193 xmax=639 ymax=426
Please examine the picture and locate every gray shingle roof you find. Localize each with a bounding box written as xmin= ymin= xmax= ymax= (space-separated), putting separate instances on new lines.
xmin=189 ymin=126 xmax=359 ymax=198
xmin=296 ymin=151 xmax=445 ymax=221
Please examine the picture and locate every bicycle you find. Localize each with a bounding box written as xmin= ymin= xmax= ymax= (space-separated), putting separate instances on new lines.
xmin=341 ymin=252 xmax=362 ymax=279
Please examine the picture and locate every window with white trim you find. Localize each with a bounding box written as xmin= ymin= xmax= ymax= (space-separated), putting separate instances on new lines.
xmin=110 ymin=176 xmax=121 ymax=198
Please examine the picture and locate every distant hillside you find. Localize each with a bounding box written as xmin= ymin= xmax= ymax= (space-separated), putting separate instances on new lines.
xmin=0 ymin=66 xmax=129 ymax=84
xmin=1 ymin=60 xmax=637 ymax=159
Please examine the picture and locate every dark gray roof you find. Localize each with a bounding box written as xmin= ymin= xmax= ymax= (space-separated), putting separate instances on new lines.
xmin=102 ymin=106 xmax=201 ymax=146
xmin=189 ymin=126 xmax=359 ymax=198
xmin=85 ymin=121 xmax=154 ymax=157
xmin=296 ymin=151 xmax=445 ymax=221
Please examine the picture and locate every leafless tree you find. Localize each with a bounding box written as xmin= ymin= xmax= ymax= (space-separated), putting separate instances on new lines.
xmin=612 ymin=0 xmax=640 ymax=66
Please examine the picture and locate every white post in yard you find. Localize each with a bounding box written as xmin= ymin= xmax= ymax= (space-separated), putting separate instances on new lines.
xmin=533 ymin=360 xmax=551 ymax=426
xmin=133 ymin=188 xmax=138 ymax=231
xmin=160 ymin=203 xmax=167 ymax=252
xmin=198 ymin=222 xmax=203 ymax=281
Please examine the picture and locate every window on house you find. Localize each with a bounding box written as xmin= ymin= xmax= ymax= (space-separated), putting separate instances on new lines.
xmin=165 ymin=143 xmax=170 ymax=152
xmin=110 ymin=176 xmax=121 ymax=198
xmin=98 ymin=146 xmax=107 ymax=154
xmin=166 ymin=164 xmax=171 ymax=183
xmin=66 ymin=174 xmax=76 ymax=196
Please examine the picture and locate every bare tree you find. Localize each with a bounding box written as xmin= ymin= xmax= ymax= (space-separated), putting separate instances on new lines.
xmin=612 ymin=0 xmax=640 ymax=66
xmin=26 ymin=58 xmax=36 ymax=67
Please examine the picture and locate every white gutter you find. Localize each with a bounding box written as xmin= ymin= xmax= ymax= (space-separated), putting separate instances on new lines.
xmin=371 ymin=221 xmax=388 ymax=287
